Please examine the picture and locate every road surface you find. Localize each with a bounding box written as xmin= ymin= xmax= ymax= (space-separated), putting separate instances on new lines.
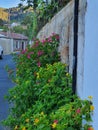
xmin=0 ymin=55 xmax=15 ymax=130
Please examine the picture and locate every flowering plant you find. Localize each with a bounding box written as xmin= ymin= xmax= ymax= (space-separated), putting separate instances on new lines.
xmin=2 ymin=34 xmax=94 ymax=130
xmin=10 ymin=94 xmax=94 ymax=130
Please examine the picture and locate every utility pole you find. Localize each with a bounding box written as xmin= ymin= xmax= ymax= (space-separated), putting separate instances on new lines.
xmin=8 ymin=8 xmax=11 ymax=38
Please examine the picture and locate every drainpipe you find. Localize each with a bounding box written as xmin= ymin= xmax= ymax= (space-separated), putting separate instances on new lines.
xmin=72 ymin=0 xmax=79 ymax=94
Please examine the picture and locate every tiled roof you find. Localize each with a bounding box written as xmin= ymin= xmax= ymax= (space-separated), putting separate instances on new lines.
xmin=0 ymin=31 xmax=28 ymax=40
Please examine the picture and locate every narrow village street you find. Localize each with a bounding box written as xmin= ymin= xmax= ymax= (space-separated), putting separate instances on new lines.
xmin=0 ymin=55 xmax=15 ymax=130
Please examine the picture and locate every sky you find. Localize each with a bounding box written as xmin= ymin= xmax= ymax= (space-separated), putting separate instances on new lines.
xmin=0 ymin=0 xmax=26 ymax=8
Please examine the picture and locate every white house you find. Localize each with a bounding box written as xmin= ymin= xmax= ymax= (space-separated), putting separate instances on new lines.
xmin=0 ymin=32 xmax=29 ymax=54
xmin=76 ymin=0 xmax=98 ymax=129
xmin=82 ymin=0 xmax=98 ymax=129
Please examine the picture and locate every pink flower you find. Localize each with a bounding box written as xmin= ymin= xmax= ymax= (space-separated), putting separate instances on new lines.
xmin=52 ymin=32 xmax=56 ymax=36
xmin=35 ymin=41 xmax=39 ymax=47
xmin=27 ymin=54 xmax=30 ymax=59
xmin=21 ymin=49 xmax=27 ymax=54
xmin=48 ymin=37 xmax=52 ymax=42
xmin=37 ymin=50 xmax=44 ymax=56
xmin=37 ymin=61 xmax=41 ymax=67
xmin=54 ymin=120 xmax=58 ymax=124
xmin=76 ymin=108 xmax=81 ymax=114
xmin=55 ymin=35 xmax=59 ymax=40
xmin=41 ymin=39 xmax=46 ymax=45
xmin=30 ymin=52 xmax=34 ymax=55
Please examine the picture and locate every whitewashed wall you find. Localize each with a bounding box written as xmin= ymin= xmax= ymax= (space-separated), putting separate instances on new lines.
xmin=76 ymin=0 xmax=87 ymax=97
xmin=0 ymin=38 xmax=13 ymax=55
xmin=83 ymin=0 xmax=98 ymax=129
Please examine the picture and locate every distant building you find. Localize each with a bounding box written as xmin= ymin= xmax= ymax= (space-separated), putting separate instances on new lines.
xmin=0 ymin=31 xmax=29 ymax=54
xmin=10 ymin=22 xmax=20 ymax=28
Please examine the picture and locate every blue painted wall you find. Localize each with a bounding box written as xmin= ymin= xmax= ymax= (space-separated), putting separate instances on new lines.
xmin=84 ymin=0 xmax=98 ymax=129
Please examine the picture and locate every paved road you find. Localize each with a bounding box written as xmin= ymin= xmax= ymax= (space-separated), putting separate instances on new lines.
xmin=0 ymin=55 xmax=15 ymax=130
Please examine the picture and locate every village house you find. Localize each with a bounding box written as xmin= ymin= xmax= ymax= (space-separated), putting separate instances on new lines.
xmin=0 ymin=31 xmax=29 ymax=54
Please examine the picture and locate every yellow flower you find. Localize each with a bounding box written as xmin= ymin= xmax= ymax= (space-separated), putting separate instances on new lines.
xmin=25 ymin=118 xmax=29 ymax=123
xmin=52 ymin=123 xmax=57 ymax=128
xmin=14 ymin=96 xmax=16 ymax=99
xmin=40 ymin=112 xmax=44 ymax=115
xmin=34 ymin=118 xmax=39 ymax=125
xmin=15 ymin=79 xmax=19 ymax=83
xmin=21 ymin=114 xmax=25 ymax=117
xmin=36 ymin=73 xmax=40 ymax=79
xmin=14 ymin=125 xmax=18 ymax=130
xmin=88 ymin=96 xmax=93 ymax=100
xmin=90 ymin=105 xmax=94 ymax=111
xmin=64 ymin=64 xmax=67 ymax=66
xmin=22 ymin=127 xmax=26 ymax=130
xmin=66 ymin=73 xmax=69 ymax=77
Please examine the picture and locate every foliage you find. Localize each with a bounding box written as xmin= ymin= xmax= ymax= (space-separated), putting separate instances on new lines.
xmin=2 ymin=34 xmax=94 ymax=130
xmin=21 ymin=13 xmax=37 ymax=39
xmin=20 ymin=0 xmax=71 ymax=39
xmin=11 ymin=25 xmax=27 ymax=34
xmin=0 ymin=18 xmax=4 ymax=26
xmin=9 ymin=96 xmax=93 ymax=130
xmin=2 ymin=33 xmax=60 ymax=127
xmin=14 ymin=33 xmax=60 ymax=80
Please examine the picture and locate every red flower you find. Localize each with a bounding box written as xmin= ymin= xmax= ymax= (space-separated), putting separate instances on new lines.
xmin=76 ymin=108 xmax=81 ymax=114
xmin=54 ymin=120 xmax=58 ymax=124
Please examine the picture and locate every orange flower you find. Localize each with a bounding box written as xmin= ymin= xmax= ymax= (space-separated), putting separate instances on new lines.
xmin=88 ymin=127 xmax=94 ymax=130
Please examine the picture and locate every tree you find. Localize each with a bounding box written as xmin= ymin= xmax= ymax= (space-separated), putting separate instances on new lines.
xmin=12 ymin=25 xmax=24 ymax=33
xmin=0 ymin=19 xmax=4 ymax=26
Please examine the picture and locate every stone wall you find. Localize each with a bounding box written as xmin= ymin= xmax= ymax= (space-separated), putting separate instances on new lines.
xmin=37 ymin=0 xmax=86 ymax=74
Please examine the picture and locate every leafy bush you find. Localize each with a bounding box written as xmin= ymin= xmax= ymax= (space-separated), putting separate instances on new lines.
xmin=2 ymin=34 xmax=94 ymax=130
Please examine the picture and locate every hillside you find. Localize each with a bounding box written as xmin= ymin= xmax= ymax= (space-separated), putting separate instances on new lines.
xmin=0 ymin=8 xmax=8 ymax=21
xmin=0 ymin=6 xmax=33 ymax=22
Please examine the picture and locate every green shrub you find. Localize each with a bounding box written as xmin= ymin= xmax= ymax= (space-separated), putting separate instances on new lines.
xmin=2 ymin=34 xmax=94 ymax=130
